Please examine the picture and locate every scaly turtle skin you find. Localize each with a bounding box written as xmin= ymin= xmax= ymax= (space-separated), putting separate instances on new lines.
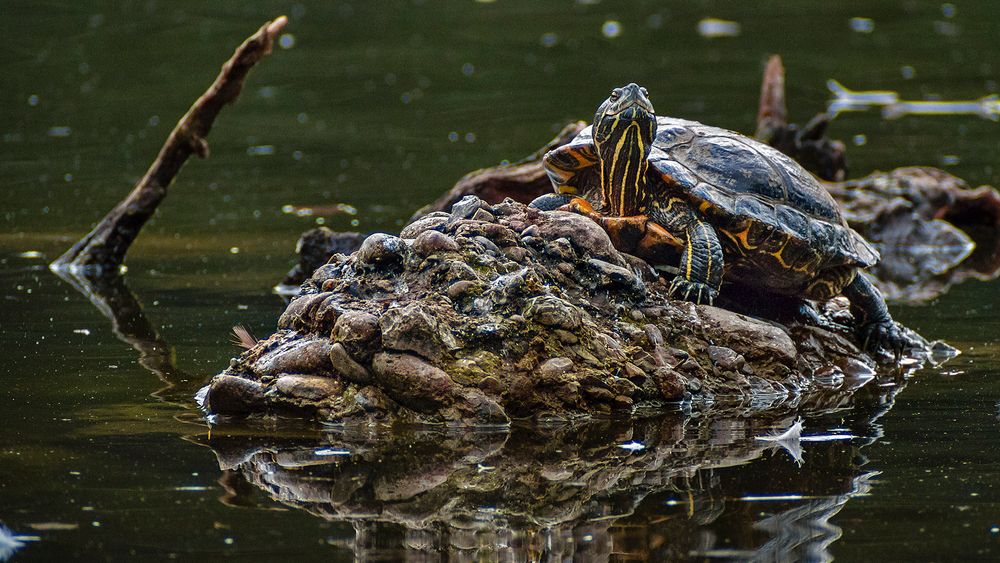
xmin=531 ymin=83 xmax=912 ymax=354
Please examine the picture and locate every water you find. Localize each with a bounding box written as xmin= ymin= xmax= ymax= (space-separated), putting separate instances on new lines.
xmin=2 ymin=1 xmax=1000 ymax=560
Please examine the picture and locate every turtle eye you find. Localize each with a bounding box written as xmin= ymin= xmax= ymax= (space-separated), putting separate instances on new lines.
xmin=610 ymin=89 xmax=621 ymax=101
xmin=640 ymin=87 xmax=649 ymax=97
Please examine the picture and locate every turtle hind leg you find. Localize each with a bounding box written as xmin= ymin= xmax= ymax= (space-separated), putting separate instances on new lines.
xmin=669 ymin=220 xmax=724 ymax=305
xmin=841 ymin=274 xmax=920 ymax=356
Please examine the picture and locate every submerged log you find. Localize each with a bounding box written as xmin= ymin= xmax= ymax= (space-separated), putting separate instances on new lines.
xmin=51 ymin=16 xmax=288 ymax=275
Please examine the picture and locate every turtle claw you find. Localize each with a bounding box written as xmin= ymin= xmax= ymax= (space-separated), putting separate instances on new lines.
xmin=859 ymin=319 xmax=921 ymax=359
xmin=669 ymin=277 xmax=717 ymax=305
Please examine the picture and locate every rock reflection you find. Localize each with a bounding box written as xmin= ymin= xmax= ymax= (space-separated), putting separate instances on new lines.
xmin=199 ymin=383 xmax=901 ymax=561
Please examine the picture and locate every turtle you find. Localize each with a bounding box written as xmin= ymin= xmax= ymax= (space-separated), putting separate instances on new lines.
xmin=530 ymin=82 xmax=913 ymax=354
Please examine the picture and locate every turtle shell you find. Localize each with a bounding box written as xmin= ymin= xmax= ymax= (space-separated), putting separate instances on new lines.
xmin=646 ymin=116 xmax=878 ymax=279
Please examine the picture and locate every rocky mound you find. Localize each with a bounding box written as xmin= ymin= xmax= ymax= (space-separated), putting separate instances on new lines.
xmin=202 ymin=196 xmax=934 ymax=424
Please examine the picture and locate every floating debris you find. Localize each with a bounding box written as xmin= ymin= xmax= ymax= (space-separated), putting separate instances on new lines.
xmin=16 ymin=250 xmax=44 ymax=259
xmin=618 ymin=441 xmax=646 ymax=452
xmin=246 ymin=144 xmax=275 ymax=156
xmin=314 ymin=448 xmax=351 ymax=456
xmin=849 ymin=17 xmax=875 ymax=33
xmin=0 ymin=524 xmax=37 ymax=560
xmin=46 ymin=126 xmax=72 ymax=138
xmin=281 ymin=203 xmax=358 ymax=217
xmin=73 ymin=328 xmax=91 ymax=336
xmin=826 ymin=79 xmax=899 ymax=117
xmin=697 ymin=17 xmax=740 ymax=38
xmin=882 ymin=95 xmax=1000 ymax=121
xmin=755 ymin=418 xmax=804 ymax=465
xmin=601 ymin=20 xmax=622 ymax=39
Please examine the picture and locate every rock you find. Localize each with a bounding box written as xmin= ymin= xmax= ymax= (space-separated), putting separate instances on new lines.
xmin=652 ymin=367 xmax=686 ymax=400
xmin=252 ymin=336 xmax=334 ymax=377
xmin=471 ymin=208 xmax=496 ymax=223
xmin=412 ymin=230 xmax=459 ymax=256
xmin=707 ymin=345 xmax=745 ymax=373
xmin=447 ymin=280 xmax=481 ymax=301
xmin=587 ymin=258 xmax=642 ymax=291
xmin=357 ymin=233 xmax=409 ymax=268
xmin=281 ymin=227 xmax=366 ymax=287
xmin=473 ymin=235 xmax=500 ymax=254
xmin=371 ymin=352 xmax=458 ymax=413
xmin=532 ymin=211 xmax=623 ymax=265
xmin=205 ymin=374 xmax=267 ymax=415
xmin=329 ymin=342 xmax=372 ymax=384
xmin=697 ymin=306 xmax=797 ymax=367
xmin=400 ymin=212 xmax=449 ymax=239
xmin=524 ymin=295 xmax=582 ymax=330
xmin=449 ymin=195 xmax=487 ymax=223
xmin=380 ymin=303 xmax=455 ymax=362
xmin=539 ymin=357 xmax=574 ymax=381
xmin=275 ymin=375 xmax=342 ymax=402
xmin=332 ymin=311 xmax=381 ymax=362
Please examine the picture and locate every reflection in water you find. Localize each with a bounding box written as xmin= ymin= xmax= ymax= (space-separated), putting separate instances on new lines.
xmin=49 ymin=268 xmax=202 ymax=404
xmin=197 ymin=382 xmax=901 ymax=561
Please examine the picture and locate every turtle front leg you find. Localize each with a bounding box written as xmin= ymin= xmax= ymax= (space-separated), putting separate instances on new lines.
xmin=556 ymin=197 xmax=683 ymax=258
xmin=669 ymin=220 xmax=725 ymax=305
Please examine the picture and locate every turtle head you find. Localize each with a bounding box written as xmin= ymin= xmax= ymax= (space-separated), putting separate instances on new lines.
xmin=592 ymin=83 xmax=657 ymax=216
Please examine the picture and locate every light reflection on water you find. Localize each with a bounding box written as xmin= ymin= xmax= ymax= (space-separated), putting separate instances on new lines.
xmin=1 ymin=1 xmax=1000 ymax=560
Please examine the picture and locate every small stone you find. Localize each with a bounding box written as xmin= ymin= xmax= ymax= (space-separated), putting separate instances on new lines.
xmin=521 ymin=224 xmax=539 ymax=237
xmin=354 ymin=386 xmax=391 ymax=412
xmin=205 ymin=375 xmax=267 ymax=415
xmin=629 ymin=309 xmax=645 ymax=321
xmin=329 ymin=342 xmax=372 ymax=384
xmin=380 ymin=302 xmax=453 ymax=361
xmin=554 ymin=329 xmax=579 ymax=344
xmin=643 ymin=324 xmax=664 ymax=346
xmin=533 ymin=210 xmax=622 ymax=263
xmin=473 ymin=235 xmax=500 ymax=254
xmin=557 ymin=262 xmax=575 ymax=275
xmin=539 ymin=357 xmax=574 ymax=380
xmin=445 ymin=260 xmax=479 ymax=283
xmin=503 ymin=246 xmax=529 ymax=262
xmin=587 ymin=258 xmax=641 ymax=290
xmin=524 ymin=295 xmax=582 ymax=330
xmin=447 ymin=279 xmax=481 ymax=300
xmin=623 ymin=362 xmax=646 ymax=381
xmin=400 ymin=212 xmax=449 ymax=239
xmin=471 ymin=208 xmax=496 ymax=223
xmin=412 ymin=230 xmax=459 ymax=256
xmin=357 ymin=233 xmax=409 ymax=268
xmin=707 ymin=345 xmax=745 ymax=372
xmin=371 ymin=352 xmax=458 ymax=413
xmin=450 ymin=195 xmax=485 ymax=222
xmin=545 ymin=237 xmax=575 ymax=261
xmin=275 ymin=374 xmax=342 ymax=401
xmin=652 ymin=367 xmax=685 ymax=399
xmin=332 ymin=311 xmax=381 ymax=362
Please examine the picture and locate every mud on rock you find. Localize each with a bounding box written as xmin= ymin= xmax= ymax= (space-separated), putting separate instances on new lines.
xmin=204 ymin=197 xmax=929 ymax=424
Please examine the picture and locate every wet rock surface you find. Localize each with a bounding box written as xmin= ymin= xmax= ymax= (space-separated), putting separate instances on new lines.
xmin=828 ymin=167 xmax=1000 ymax=302
xmin=204 ymin=197 xmax=937 ymax=423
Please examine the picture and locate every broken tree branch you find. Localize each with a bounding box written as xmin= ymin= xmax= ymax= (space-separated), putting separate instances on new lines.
xmin=51 ymin=15 xmax=288 ymax=275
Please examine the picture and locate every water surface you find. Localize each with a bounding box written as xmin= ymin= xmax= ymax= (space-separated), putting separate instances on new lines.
xmin=3 ymin=2 xmax=1000 ymax=560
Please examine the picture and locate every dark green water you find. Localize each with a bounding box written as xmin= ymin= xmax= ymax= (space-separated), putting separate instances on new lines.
xmin=2 ymin=2 xmax=999 ymax=560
